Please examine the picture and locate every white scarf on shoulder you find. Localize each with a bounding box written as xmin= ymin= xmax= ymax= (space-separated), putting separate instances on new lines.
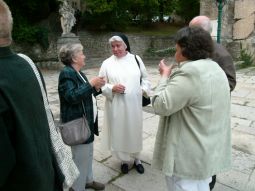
xmin=18 ymin=53 xmax=79 ymax=189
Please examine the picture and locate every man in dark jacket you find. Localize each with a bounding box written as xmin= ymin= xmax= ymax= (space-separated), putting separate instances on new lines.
xmin=189 ymin=15 xmax=236 ymax=92
xmin=189 ymin=15 xmax=237 ymax=190
xmin=0 ymin=1 xmax=64 ymax=190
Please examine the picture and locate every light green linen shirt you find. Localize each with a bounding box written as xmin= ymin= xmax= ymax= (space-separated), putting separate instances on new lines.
xmin=152 ymin=59 xmax=231 ymax=179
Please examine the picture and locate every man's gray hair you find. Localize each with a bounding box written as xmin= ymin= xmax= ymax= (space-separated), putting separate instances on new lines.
xmin=58 ymin=43 xmax=83 ymax=66
xmin=0 ymin=0 xmax=13 ymax=45
xmin=198 ymin=18 xmax=213 ymax=34
xmin=189 ymin=16 xmax=213 ymax=34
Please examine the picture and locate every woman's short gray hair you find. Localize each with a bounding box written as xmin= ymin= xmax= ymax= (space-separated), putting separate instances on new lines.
xmin=58 ymin=43 xmax=83 ymax=66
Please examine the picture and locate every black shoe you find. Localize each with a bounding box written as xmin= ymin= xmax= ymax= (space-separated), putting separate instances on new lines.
xmin=209 ymin=175 xmax=216 ymax=190
xmin=85 ymin=181 xmax=105 ymax=190
xmin=121 ymin=163 xmax=129 ymax=174
xmin=133 ymin=162 xmax=144 ymax=174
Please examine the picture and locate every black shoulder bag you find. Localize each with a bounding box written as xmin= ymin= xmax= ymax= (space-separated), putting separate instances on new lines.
xmin=134 ymin=55 xmax=151 ymax=107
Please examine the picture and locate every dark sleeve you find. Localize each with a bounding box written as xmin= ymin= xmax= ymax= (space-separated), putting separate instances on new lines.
xmin=58 ymin=71 xmax=94 ymax=104
xmin=93 ymin=89 xmax=102 ymax=97
xmin=213 ymin=44 xmax=237 ymax=91
xmin=216 ymin=55 xmax=236 ymax=91
xmin=0 ymin=94 xmax=16 ymax=188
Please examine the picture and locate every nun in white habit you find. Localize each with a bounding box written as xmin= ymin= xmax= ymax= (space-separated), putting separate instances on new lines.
xmin=99 ymin=33 xmax=151 ymax=174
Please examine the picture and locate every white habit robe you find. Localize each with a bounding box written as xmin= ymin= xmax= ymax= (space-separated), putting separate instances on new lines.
xmin=99 ymin=52 xmax=151 ymax=158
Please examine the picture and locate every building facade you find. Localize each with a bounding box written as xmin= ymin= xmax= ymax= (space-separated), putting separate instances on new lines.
xmin=200 ymin=0 xmax=255 ymax=59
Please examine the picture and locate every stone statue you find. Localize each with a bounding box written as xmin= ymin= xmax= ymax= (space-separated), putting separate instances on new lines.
xmin=59 ymin=0 xmax=76 ymax=36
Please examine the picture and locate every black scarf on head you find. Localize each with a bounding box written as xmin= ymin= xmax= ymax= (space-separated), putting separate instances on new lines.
xmin=114 ymin=32 xmax=131 ymax=52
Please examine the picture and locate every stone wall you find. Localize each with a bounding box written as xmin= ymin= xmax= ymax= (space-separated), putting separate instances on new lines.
xmin=200 ymin=0 xmax=255 ymax=60
xmin=12 ymin=32 xmax=175 ymax=69
xmin=233 ymin=0 xmax=255 ymax=60
xmin=79 ymin=31 xmax=174 ymax=60
xmin=78 ymin=32 xmax=175 ymax=67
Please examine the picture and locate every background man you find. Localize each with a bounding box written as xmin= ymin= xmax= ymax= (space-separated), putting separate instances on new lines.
xmin=189 ymin=15 xmax=236 ymax=92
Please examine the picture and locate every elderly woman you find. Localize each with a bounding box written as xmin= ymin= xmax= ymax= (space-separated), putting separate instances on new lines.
xmin=99 ymin=33 xmax=151 ymax=174
xmin=152 ymin=27 xmax=231 ymax=191
xmin=58 ymin=43 xmax=105 ymax=191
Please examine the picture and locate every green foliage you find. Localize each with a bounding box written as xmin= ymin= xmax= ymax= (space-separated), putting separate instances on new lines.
xmin=5 ymin=0 xmax=58 ymax=22
xmin=238 ymin=44 xmax=254 ymax=68
xmin=13 ymin=24 xmax=38 ymax=44
xmin=168 ymin=0 xmax=200 ymax=23
xmin=82 ymin=0 xmax=166 ymax=30
xmin=3 ymin=0 xmax=199 ymax=45
xmin=85 ymin=0 xmax=117 ymax=13
xmin=82 ymin=0 xmax=131 ymax=30
xmin=36 ymin=27 xmax=49 ymax=50
xmin=129 ymin=0 xmax=159 ymax=23
xmin=4 ymin=0 xmax=58 ymax=48
xmin=82 ymin=0 xmax=199 ymax=31
xmin=13 ymin=23 xmax=49 ymax=49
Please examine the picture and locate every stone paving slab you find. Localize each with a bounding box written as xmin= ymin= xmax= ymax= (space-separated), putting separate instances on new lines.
xmin=231 ymin=117 xmax=252 ymax=127
xmin=93 ymin=160 xmax=119 ymax=184
xmin=105 ymin=184 xmax=125 ymax=191
xmin=213 ymin=183 xmax=239 ymax=191
xmin=232 ymin=149 xmax=255 ymax=175
xmin=111 ymin=163 xmax=167 ymax=191
xmin=232 ymin=129 xmax=255 ymax=155
xmin=140 ymin=136 xmax=156 ymax=165
xmin=231 ymin=104 xmax=255 ymax=121
xmin=217 ymin=170 xmax=253 ymax=191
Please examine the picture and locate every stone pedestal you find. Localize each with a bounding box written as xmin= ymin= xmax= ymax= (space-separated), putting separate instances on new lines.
xmin=57 ymin=33 xmax=81 ymax=50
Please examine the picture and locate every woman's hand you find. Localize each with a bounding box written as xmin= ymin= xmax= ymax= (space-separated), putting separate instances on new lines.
xmin=112 ymin=84 xmax=126 ymax=94
xmin=158 ymin=59 xmax=174 ymax=78
xmin=89 ymin=77 xmax=106 ymax=90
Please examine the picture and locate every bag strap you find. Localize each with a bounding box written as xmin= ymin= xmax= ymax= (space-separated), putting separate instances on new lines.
xmin=135 ymin=55 xmax=140 ymax=69
xmin=76 ymin=72 xmax=87 ymax=117
xmin=81 ymin=101 xmax=86 ymax=117
xmin=134 ymin=55 xmax=142 ymax=84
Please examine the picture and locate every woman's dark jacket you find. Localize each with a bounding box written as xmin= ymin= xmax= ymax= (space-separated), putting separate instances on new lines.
xmin=58 ymin=65 xmax=101 ymax=144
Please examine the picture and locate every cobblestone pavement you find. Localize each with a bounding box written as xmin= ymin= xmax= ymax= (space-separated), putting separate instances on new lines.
xmin=42 ymin=64 xmax=255 ymax=191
